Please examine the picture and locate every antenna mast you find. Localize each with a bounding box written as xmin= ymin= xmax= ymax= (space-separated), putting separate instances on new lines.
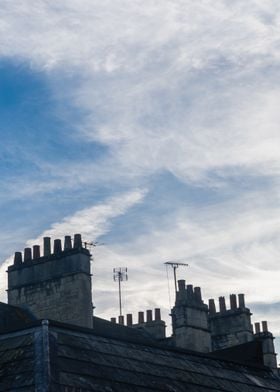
xmin=81 ymin=240 xmax=104 ymax=315
xmin=164 ymin=261 xmax=188 ymax=295
xmin=113 ymin=267 xmax=128 ymax=316
xmin=83 ymin=241 xmax=104 ymax=250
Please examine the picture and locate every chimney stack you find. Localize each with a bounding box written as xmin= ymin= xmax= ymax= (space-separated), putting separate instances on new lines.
xmin=127 ymin=314 xmax=133 ymax=326
xmin=54 ymin=239 xmax=62 ymax=254
xmin=74 ymin=234 xmax=82 ymax=249
xmin=33 ymin=245 xmax=40 ymax=259
xmin=194 ymin=287 xmax=202 ymax=302
xmin=208 ymin=299 xmax=216 ymax=315
xmin=219 ymin=296 xmax=226 ymax=313
xmin=138 ymin=311 xmax=144 ymax=324
xmin=8 ymin=233 xmax=93 ymax=329
xmin=43 ymin=237 xmax=51 ymax=256
xmin=262 ymin=320 xmax=268 ymax=332
xmin=13 ymin=252 xmax=22 ymax=266
xmin=155 ymin=308 xmax=161 ymax=321
xmin=172 ymin=281 xmax=211 ymax=352
xmin=24 ymin=248 xmax=32 ymax=263
xmin=230 ymin=294 xmax=237 ymax=310
xmin=64 ymin=235 xmax=72 ymax=250
xmin=178 ymin=280 xmax=185 ymax=291
xmin=238 ymin=293 xmax=245 ymax=308
xmin=254 ymin=320 xmax=277 ymax=370
xmin=147 ymin=310 xmax=153 ymax=322
xmin=255 ymin=322 xmax=261 ymax=334
xmin=186 ymin=285 xmax=193 ymax=300
xmin=210 ymin=294 xmax=254 ymax=351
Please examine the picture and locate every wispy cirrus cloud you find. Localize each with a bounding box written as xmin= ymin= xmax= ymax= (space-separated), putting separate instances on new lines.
xmin=0 ymin=188 xmax=146 ymax=302
xmin=1 ymin=1 xmax=280 ymax=187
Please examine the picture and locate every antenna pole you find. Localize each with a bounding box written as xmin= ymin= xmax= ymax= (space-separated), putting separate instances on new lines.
xmin=164 ymin=261 xmax=188 ymax=296
xmin=118 ymin=272 xmax=122 ymax=316
xmin=113 ymin=267 xmax=128 ymax=317
xmin=173 ymin=265 xmax=178 ymax=293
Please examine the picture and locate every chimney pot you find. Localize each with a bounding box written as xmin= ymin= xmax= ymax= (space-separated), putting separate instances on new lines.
xmin=74 ymin=234 xmax=82 ymax=249
xmin=155 ymin=308 xmax=161 ymax=321
xmin=64 ymin=235 xmax=72 ymax=250
xmin=208 ymin=299 xmax=216 ymax=315
xmin=255 ymin=322 xmax=261 ymax=334
xmin=126 ymin=314 xmax=133 ymax=326
xmin=43 ymin=237 xmax=51 ymax=256
xmin=54 ymin=239 xmax=62 ymax=254
xmin=186 ymin=285 xmax=193 ymax=299
xmin=14 ymin=252 xmax=22 ymax=266
xmin=178 ymin=280 xmax=185 ymax=292
xmin=230 ymin=294 xmax=237 ymax=310
xmin=24 ymin=248 xmax=32 ymax=263
xmin=33 ymin=245 xmax=40 ymax=259
xmin=138 ymin=311 xmax=144 ymax=324
xmin=238 ymin=293 xmax=245 ymax=308
xmin=194 ymin=287 xmax=202 ymax=302
xmin=146 ymin=309 xmax=153 ymax=322
xmin=219 ymin=296 xmax=226 ymax=313
xmin=110 ymin=317 xmax=116 ymax=323
xmin=118 ymin=315 xmax=124 ymax=325
xmin=262 ymin=321 xmax=268 ymax=332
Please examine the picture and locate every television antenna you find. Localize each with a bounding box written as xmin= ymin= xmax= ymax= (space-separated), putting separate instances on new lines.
xmin=83 ymin=241 xmax=104 ymax=250
xmin=113 ymin=267 xmax=128 ymax=316
xmin=164 ymin=261 xmax=188 ymax=295
xmin=82 ymin=240 xmax=104 ymax=315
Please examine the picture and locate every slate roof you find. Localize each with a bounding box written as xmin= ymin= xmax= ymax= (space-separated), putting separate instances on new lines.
xmin=0 ymin=302 xmax=36 ymax=332
xmin=0 ymin=317 xmax=280 ymax=391
xmin=0 ymin=330 xmax=35 ymax=391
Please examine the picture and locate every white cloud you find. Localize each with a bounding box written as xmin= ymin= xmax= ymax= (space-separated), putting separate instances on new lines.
xmin=0 ymin=189 xmax=146 ymax=302
xmin=27 ymin=188 xmax=146 ymax=244
xmin=1 ymin=1 xmax=280 ymax=71
xmin=1 ymin=1 xmax=280 ymax=184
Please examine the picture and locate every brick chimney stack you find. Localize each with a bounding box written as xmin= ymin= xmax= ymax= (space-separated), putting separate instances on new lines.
xmin=171 ymin=280 xmax=211 ymax=353
xmin=208 ymin=293 xmax=253 ymax=351
xmin=7 ymin=234 xmax=93 ymax=328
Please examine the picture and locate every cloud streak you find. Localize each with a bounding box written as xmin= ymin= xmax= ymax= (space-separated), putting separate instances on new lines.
xmin=0 ymin=189 xmax=146 ymax=301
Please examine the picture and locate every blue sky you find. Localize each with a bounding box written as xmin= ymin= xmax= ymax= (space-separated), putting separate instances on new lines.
xmin=1 ymin=0 xmax=280 ymax=353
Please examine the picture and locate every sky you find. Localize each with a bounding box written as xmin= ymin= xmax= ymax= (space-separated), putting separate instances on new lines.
xmin=1 ymin=0 xmax=280 ymax=353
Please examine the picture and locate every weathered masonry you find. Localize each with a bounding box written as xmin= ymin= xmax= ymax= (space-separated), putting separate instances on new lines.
xmin=7 ymin=234 xmax=93 ymax=328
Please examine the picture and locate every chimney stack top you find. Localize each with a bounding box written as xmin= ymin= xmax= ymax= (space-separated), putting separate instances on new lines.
xmin=209 ymin=299 xmax=216 ymax=315
xmin=43 ymin=237 xmax=51 ymax=257
xmin=14 ymin=252 xmax=22 ymax=266
xmin=33 ymin=245 xmax=40 ymax=259
xmin=64 ymin=235 xmax=72 ymax=250
xmin=230 ymin=294 xmax=237 ymax=310
xmin=74 ymin=234 xmax=82 ymax=249
xmin=178 ymin=280 xmax=185 ymax=292
xmin=219 ymin=296 xmax=226 ymax=313
xmin=24 ymin=248 xmax=32 ymax=263
xmin=54 ymin=239 xmax=62 ymax=254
